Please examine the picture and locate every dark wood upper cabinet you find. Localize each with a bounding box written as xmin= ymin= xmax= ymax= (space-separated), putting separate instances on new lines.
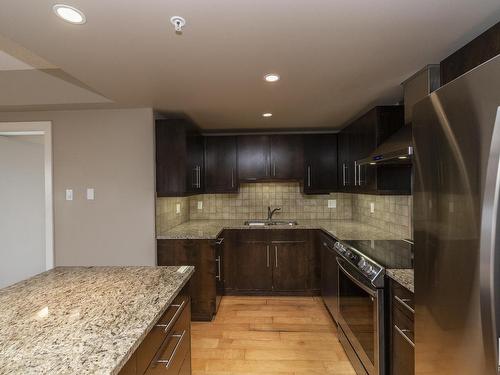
xmin=303 ymin=134 xmax=338 ymax=194
xmin=337 ymin=106 xmax=406 ymax=195
xmin=269 ymin=135 xmax=303 ymax=180
xmin=441 ymin=21 xmax=500 ymax=85
xmin=237 ymin=135 xmax=303 ymax=181
xmin=237 ymin=135 xmax=270 ymax=180
xmin=204 ymin=136 xmax=238 ymax=193
xmin=156 ymin=119 xmax=203 ymax=197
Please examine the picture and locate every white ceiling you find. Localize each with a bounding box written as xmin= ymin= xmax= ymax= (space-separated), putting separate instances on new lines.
xmin=0 ymin=0 xmax=499 ymax=129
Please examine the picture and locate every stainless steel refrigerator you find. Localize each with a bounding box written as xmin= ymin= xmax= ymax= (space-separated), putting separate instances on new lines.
xmin=413 ymin=55 xmax=500 ymax=374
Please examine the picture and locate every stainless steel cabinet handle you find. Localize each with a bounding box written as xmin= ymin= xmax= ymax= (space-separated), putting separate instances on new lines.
xmin=231 ymin=168 xmax=234 ymax=188
xmin=273 ymin=162 xmax=276 ymax=177
xmin=394 ymin=295 xmax=415 ymax=314
xmin=354 ymin=161 xmax=358 ymax=186
xmin=266 ymin=245 xmax=270 ymax=268
xmin=215 ymin=256 xmax=221 ymax=281
xmin=307 ymin=166 xmax=311 ymax=187
xmin=155 ymin=299 xmax=186 ymax=333
xmin=156 ymin=330 xmax=187 ymax=368
xmin=394 ymin=324 xmax=415 ymax=347
xmin=275 ymin=245 xmax=278 ymax=268
xmin=342 ymin=163 xmax=346 ymax=186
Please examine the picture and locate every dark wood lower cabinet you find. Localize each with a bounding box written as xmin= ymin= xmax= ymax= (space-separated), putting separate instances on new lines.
xmin=223 ymin=229 xmax=318 ymax=295
xmin=389 ymin=278 xmax=415 ymax=375
xmin=234 ymin=239 xmax=273 ymax=291
xmin=157 ymin=239 xmax=218 ymax=321
xmin=119 ymin=288 xmax=191 ymax=375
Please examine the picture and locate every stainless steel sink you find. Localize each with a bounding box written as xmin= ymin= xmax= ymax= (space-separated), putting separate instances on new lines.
xmin=244 ymin=220 xmax=298 ymax=226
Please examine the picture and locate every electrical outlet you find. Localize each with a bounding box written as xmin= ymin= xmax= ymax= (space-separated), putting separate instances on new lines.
xmin=370 ymin=202 xmax=375 ymax=213
xmin=65 ymin=189 xmax=73 ymax=201
xmin=328 ymin=199 xmax=337 ymax=208
xmin=86 ymin=188 xmax=95 ymax=200
xmin=176 ymin=203 xmax=181 ymax=214
xmin=197 ymin=201 xmax=203 ymax=210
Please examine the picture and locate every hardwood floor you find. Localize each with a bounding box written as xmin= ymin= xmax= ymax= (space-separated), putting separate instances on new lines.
xmin=191 ymin=296 xmax=356 ymax=375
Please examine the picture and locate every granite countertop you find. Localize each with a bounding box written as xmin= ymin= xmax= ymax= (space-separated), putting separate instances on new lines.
xmin=157 ymin=219 xmax=403 ymax=241
xmin=386 ymin=269 xmax=414 ymax=293
xmin=0 ymin=266 xmax=194 ymax=375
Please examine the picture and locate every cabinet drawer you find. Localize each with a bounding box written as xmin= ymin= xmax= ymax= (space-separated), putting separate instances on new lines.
xmin=136 ymin=294 xmax=189 ymax=374
xmin=145 ymin=297 xmax=191 ymax=374
xmin=392 ymin=304 xmax=414 ymax=343
xmin=392 ymin=282 xmax=414 ymax=319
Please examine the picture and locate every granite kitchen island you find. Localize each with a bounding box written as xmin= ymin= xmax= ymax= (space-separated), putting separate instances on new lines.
xmin=0 ymin=266 xmax=194 ymax=375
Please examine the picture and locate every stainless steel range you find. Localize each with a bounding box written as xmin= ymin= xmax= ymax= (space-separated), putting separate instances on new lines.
xmin=321 ymin=235 xmax=413 ymax=375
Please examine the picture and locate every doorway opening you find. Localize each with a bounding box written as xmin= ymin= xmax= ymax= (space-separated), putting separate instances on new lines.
xmin=0 ymin=122 xmax=53 ymax=288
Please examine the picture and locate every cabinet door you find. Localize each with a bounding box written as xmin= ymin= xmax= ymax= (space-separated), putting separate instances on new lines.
xmin=232 ymin=230 xmax=272 ymax=291
xmin=155 ymin=120 xmax=187 ymax=196
xmin=270 ymin=135 xmax=303 ymax=179
xmin=303 ymin=134 xmax=338 ymax=194
xmin=272 ymin=241 xmax=309 ymax=291
xmin=238 ymin=135 xmax=270 ymax=180
xmin=235 ymin=241 xmax=273 ymax=291
xmin=205 ymin=136 xmax=238 ymax=193
xmin=185 ymin=131 xmax=204 ymax=194
xmin=338 ymin=131 xmax=352 ymax=191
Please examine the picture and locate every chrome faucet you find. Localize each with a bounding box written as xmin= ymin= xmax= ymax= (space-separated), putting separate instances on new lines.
xmin=267 ymin=206 xmax=281 ymax=221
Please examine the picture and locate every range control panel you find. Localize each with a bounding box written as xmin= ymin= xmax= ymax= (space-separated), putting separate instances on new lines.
xmin=334 ymin=240 xmax=384 ymax=287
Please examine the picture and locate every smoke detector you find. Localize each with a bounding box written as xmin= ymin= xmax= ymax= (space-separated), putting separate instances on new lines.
xmin=170 ymin=16 xmax=186 ymax=33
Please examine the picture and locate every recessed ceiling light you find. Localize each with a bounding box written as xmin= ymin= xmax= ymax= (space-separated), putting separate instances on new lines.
xmin=398 ymin=156 xmax=408 ymax=160
xmin=262 ymin=113 xmax=273 ymax=118
xmin=264 ymin=74 xmax=280 ymax=83
xmin=53 ymin=4 xmax=86 ymax=24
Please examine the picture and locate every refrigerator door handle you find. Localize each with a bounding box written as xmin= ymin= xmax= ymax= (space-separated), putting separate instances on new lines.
xmin=480 ymin=108 xmax=500 ymax=372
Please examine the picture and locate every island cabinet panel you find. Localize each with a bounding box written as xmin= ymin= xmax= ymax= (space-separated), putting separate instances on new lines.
xmin=303 ymin=134 xmax=338 ymax=194
xmin=237 ymin=135 xmax=270 ymax=180
xmin=389 ymin=278 xmax=415 ymax=375
xmin=222 ymin=229 xmax=318 ymax=295
xmin=204 ymin=136 xmax=238 ymax=193
xmin=119 ymin=289 xmax=191 ymax=375
xmin=157 ymin=239 xmax=217 ymax=321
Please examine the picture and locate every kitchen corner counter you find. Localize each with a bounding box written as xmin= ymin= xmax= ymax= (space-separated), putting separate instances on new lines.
xmin=157 ymin=219 xmax=403 ymax=241
xmin=0 ymin=266 xmax=194 ymax=375
xmin=386 ymin=269 xmax=414 ymax=293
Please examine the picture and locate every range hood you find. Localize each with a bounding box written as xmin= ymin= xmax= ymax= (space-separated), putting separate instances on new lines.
xmin=357 ymin=125 xmax=413 ymax=165
xmin=357 ymin=65 xmax=440 ymax=166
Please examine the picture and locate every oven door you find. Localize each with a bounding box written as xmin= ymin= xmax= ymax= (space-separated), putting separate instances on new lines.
xmin=336 ymin=257 xmax=382 ymax=375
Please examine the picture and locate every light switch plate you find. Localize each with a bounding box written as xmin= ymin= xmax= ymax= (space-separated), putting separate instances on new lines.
xmin=65 ymin=189 xmax=73 ymax=201
xmin=197 ymin=201 xmax=203 ymax=210
xmin=328 ymin=199 xmax=337 ymax=208
xmin=370 ymin=202 xmax=375 ymax=213
xmin=86 ymin=188 xmax=95 ymax=200
xmin=176 ymin=203 xmax=181 ymax=214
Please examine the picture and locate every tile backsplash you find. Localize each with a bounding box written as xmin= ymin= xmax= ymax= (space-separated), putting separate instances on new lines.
xmin=189 ymin=183 xmax=352 ymax=221
xmin=156 ymin=182 xmax=413 ymax=238
xmin=352 ymin=194 xmax=412 ymax=239
xmin=156 ymin=197 xmax=189 ymax=234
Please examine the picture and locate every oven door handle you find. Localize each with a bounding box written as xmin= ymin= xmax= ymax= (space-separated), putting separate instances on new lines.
xmin=336 ymin=257 xmax=377 ymax=298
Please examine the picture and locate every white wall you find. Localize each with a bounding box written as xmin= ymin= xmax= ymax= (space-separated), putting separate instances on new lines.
xmin=0 ymin=108 xmax=156 ymax=266
xmin=0 ymin=135 xmax=45 ymax=287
